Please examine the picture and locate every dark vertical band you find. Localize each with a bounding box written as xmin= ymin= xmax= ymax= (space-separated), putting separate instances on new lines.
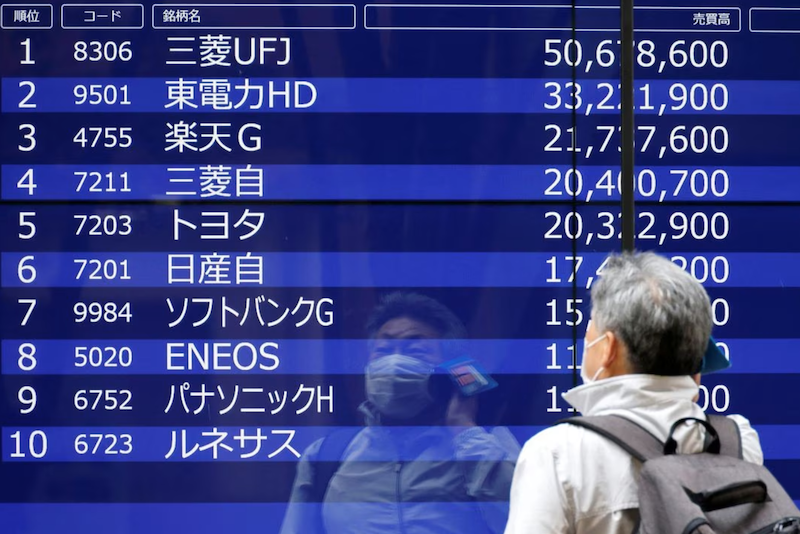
xmin=570 ymin=0 xmax=579 ymax=387
xmin=620 ymin=0 xmax=636 ymax=252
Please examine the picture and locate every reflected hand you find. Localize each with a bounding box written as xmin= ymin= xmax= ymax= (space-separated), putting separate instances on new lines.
xmin=445 ymin=392 xmax=478 ymax=433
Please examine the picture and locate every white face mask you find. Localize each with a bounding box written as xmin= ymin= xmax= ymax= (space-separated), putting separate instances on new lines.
xmin=365 ymin=354 xmax=435 ymax=419
xmin=580 ymin=333 xmax=608 ymax=385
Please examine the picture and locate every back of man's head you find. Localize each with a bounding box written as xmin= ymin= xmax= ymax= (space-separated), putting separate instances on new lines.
xmin=590 ymin=251 xmax=712 ymax=376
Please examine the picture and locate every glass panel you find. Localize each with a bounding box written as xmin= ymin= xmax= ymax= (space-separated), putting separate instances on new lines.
xmin=0 ymin=1 xmax=626 ymax=532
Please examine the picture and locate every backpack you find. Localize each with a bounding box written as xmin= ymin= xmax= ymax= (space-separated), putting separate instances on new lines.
xmin=310 ymin=427 xmax=361 ymax=502
xmin=560 ymin=414 xmax=800 ymax=534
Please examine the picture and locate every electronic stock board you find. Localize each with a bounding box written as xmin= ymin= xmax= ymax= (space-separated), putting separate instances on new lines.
xmin=0 ymin=1 xmax=798 ymax=532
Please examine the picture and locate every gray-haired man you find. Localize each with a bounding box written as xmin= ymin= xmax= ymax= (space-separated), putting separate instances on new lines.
xmin=504 ymin=251 xmax=763 ymax=534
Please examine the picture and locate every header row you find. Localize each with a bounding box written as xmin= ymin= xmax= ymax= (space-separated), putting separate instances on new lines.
xmin=1 ymin=4 xmax=797 ymax=33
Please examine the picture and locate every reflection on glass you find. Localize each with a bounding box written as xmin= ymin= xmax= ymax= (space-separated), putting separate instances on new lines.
xmin=280 ymin=292 xmax=520 ymax=534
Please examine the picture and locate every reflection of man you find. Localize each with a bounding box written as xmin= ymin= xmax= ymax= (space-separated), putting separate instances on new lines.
xmin=279 ymin=291 xmax=520 ymax=534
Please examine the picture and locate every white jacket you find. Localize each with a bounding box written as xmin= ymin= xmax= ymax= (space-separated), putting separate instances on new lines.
xmin=504 ymin=374 xmax=763 ymax=534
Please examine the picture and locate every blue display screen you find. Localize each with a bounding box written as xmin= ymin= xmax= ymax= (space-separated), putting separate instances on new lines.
xmin=0 ymin=1 xmax=796 ymax=532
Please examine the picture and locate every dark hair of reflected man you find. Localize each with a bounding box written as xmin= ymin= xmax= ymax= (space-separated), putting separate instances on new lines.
xmin=366 ymin=291 xmax=468 ymax=341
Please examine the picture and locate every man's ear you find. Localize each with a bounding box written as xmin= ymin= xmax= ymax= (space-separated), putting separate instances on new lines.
xmin=601 ymin=331 xmax=620 ymax=369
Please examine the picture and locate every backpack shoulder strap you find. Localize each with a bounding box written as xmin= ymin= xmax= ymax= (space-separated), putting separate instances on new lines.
xmin=705 ymin=414 xmax=743 ymax=459
xmin=558 ymin=415 xmax=665 ymax=462
xmin=312 ymin=427 xmax=361 ymax=501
